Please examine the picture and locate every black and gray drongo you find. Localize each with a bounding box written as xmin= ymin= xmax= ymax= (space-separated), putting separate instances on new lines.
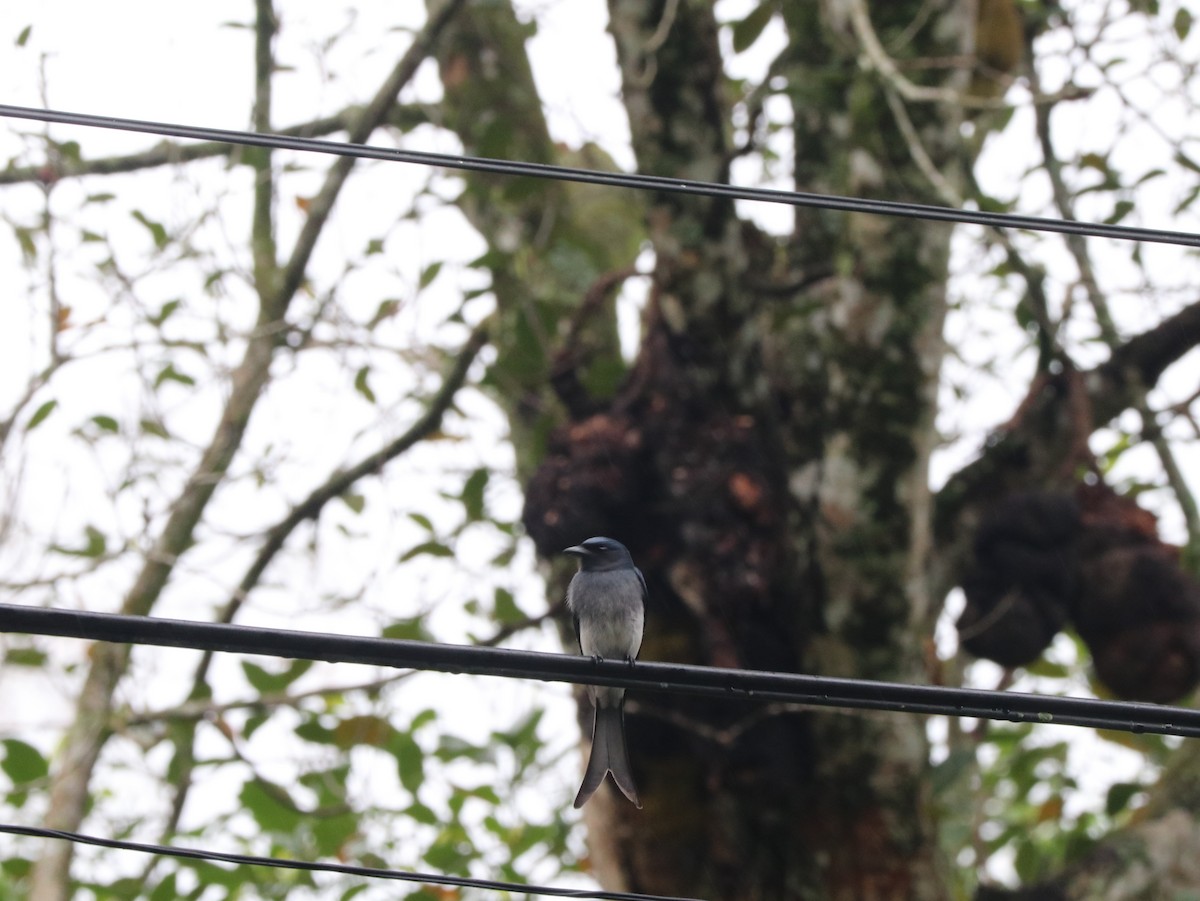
xmin=563 ymin=536 xmax=645 ymax=809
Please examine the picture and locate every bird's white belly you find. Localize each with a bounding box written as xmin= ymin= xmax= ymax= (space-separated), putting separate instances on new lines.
xmin=579 ymin=605 xmax=644 ymax=659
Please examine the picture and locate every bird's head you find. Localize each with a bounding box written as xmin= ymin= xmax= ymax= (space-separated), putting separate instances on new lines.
xmin=563 ymin=536 xmax=634 ymax=572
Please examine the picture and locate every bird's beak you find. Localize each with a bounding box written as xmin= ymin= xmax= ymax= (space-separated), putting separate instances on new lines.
xmin=563 ymin=545 xmax=589 ymax=557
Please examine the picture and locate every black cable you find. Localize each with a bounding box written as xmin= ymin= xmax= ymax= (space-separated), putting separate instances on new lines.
xmin=1 ymin=104 xmax=1197 ymax=248
xmin=3 ymin=603 xmax=1200 ymax=738
xmin=0 ymin=824 xmax=703 ymax=901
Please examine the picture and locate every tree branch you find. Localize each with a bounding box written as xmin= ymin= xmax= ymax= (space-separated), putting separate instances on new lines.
xmin=131 ymin=4 xmax=283 ymax=887
xmin=846 ymin=0 xmax=1085 ymax=110
xmin=1095 ymin=299 xmax=1200 ymax=422
xmin=139 ymin=317 xmax=488 ymax=884
xmin=272 ymin=0 xmax=466 ymax=314
xmin=28 ymin=4 xmax=467 ymax=896
xmin=214 ymin=320 xmax=488 ymax=642
xmin=934 ymin=299 xmax=1200 ymax=602
xmin=0 ymin=107 xmax=434 ymax=188
xmin=1030 ymin=72 xmax=1200 ymax=557
xmin=250 ymin=0 xmax=278 ymax=296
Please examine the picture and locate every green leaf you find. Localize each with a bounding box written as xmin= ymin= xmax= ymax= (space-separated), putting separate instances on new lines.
xmin=467 ymin=784 xmax=501 ymax=805
xmin=1104 ymin=199 xmax=1134 ymax=225
xmin=2 ymin=856 xmax=33 ymax=879
xmin=313 ymin=810 xmax=359 ymax=857
xmin=154 ymin=363 xmax=196 ymax=389
xmin=461 ymin=468 xmax=489 ymax=522
xmin=2 ymin=739 xmax=49 ymax=783
xmin=1024 ymin=657 xmax=1070 ymax=679
xmin=391 ymin=732 xmax=425 ymax=793
xmin=13 ymin=225 xmax=37 ymax=262
xmin=424 ymin=838 xmax=471 ymax=874
xmin=15 ymin=24 xmax=31 ymax=47
xmin=366 ymin=299 xmax=401 ymax=330
xmin=731 ymin=2 xmax=774 ymax=53
xmin=406 ymin=801 xmax=439 ymax=825
xmin=1105 ymin=781 xmax=1143 ymax=816
xmin=1173 ymin=183 xmax=1200 ymax=216
xmin=26 ymin=399 xmax=57 ymax=430
xmin=408 ymin=512 xmax=435 ymax=532
xmin=239 ymin=778 xmax=305 ymax=833
xmin=333 ymin=715 xmax=394 ymax=749
xmin=931 ymin=748 xmax=975 ymax=797
xmin=295 ymin=718 xmax=337 ymax=745
xmin=1177 ymin=150 xmax=1200 ymax=174
xmin=50 ymin=525 xmax=107 ymax=558
xmin=411 ymin=708 xmax=438 ymax=730
xmin=341 ymin=492 xmax=365 ymax=514
xmin=1174 ymin=7 xmax=1193 ymax=39
xmin=382 ymin=617 xmax=432 ymax=642
xmin=241 ymin=658 xmax=314 ymax=694
xmin=492 ymin=586 xmax=524 ymax=625
xmin=418 ymin=261 xmax=444 ymax=290
xmin=493 ymin=709 xmax=544 ymax=770
xmin=399 ymin=540 xmax=454 ymax=562
xmin=4 ymin=647 xmax=47 ymax=667
xmin=353 ymin=366 xmax=376 ymax=403
xmin=139 ymin=418 xmax=170 ymax=439
xmin=53 ymin=141 xmax=82 ymax=165
xmin=365 ymin=237 xmax=385 ymax=255
xmin=148 ymin=299 xmax=182 ymax=326
xmin=434 ymin=734 xmax=494 ymax=764
xmin=149 ymin=873 xmax=178 ymax=901
xmin=131 ymin=209 xmax=169 ymax=249
xmin=91 ymin=414 xmax=119 ymax=433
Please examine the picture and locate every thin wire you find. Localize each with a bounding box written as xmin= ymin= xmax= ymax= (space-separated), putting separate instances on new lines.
xmin=4 ymin=603 xmax=1200 ymax=738
xmin=1 ymin=104 xmax=1198 ymax=248
xmin=0 ymin=824 xmax=704 ymax=901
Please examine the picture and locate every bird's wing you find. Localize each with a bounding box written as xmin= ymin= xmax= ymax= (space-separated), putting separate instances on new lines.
xmin=635 ymin=566 xmax=648 ymax=605
xmin=573 ymin=611 xmax=582 ymax=653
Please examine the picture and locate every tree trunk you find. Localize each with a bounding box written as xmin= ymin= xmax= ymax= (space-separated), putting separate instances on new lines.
xmin=517 ymin=1 xmax=971 ymax=897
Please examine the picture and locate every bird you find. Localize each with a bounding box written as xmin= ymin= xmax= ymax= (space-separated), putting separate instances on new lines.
xmin=563 ymin=536 xmax=646 ymax=809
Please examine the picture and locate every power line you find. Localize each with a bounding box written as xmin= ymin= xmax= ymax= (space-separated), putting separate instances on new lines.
xmin=1 ymin=104 xmax=1198 ymax=248
xmin=0 ymin=824 xmax=704 ymax=901
xmin=3 ymin=602 xmax=1200 ymax=738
